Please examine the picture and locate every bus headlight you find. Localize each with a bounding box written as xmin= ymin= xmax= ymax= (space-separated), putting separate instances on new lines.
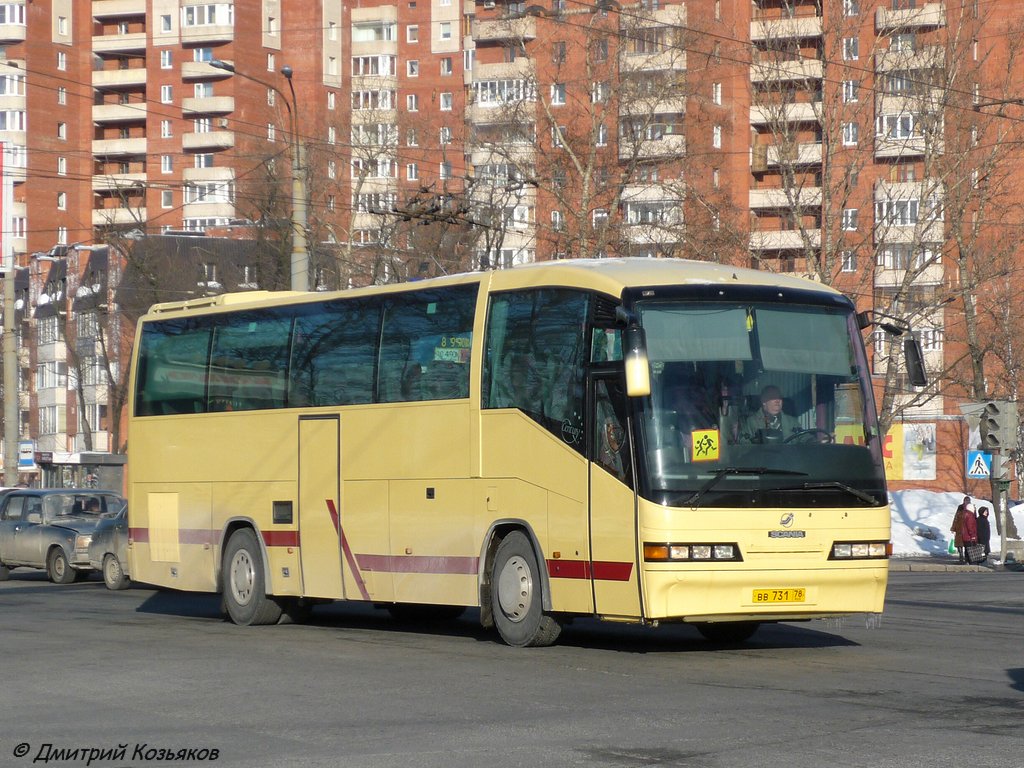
xmin=644 ymin=543 xmax=742 ymax=562
xmin=830 ymin=541 xmax=890 ymax=560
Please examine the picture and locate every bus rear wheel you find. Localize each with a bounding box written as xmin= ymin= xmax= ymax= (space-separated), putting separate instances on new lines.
xmin=490 ymin=531 xmax=561 ymax=647
xmin=695 ymin=621 xmax=760 ymax=644
xmin=222 ymin=528 xmax=282 ymax=626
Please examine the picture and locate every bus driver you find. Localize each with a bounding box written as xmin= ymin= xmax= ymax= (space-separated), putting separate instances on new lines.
xmin=740 ymin=385 xmax=800 ymax=443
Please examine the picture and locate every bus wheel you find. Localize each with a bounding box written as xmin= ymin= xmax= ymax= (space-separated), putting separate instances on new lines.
xmin=222 ymin=529 xmax=282 ymax=626
xmin=696 ymin=621 xmax=760 ymax=644
xmin=103 ymin=553 xmax=130 ymax=590
xmin=490 ymin=531 xmax=561 ymax=647
xmin=47 ymin=548 xmax=76 ymax=584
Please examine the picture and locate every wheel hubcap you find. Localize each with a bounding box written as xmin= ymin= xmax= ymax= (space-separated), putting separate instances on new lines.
xmin=496 ymin=555 xmax=532 ymax=623
xmin=106 ymin=557 xmax=121 ymax=584
xmin=229 ymin=549 xmax=255 ymax=606
xmin=54 ymin=556 xmax=65 ymax=579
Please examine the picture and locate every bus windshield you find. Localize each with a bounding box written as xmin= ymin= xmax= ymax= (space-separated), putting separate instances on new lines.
xmin=634 ymin=300 xmax=885 ymax=508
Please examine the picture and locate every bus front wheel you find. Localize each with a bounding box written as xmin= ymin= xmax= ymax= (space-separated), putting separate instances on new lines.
xmin=490 ymin=531 xmax=561 ymax=647
xmin=222 ymin=529 xmax=282 ymax=626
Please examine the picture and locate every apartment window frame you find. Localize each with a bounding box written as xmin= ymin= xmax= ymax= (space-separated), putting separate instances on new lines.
xmin=841 ymin=208 xmax=858 ymax=231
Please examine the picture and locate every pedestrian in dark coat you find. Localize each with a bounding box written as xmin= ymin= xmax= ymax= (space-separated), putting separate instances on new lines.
xmin=976 ymin=507 xmax=992 ymax=561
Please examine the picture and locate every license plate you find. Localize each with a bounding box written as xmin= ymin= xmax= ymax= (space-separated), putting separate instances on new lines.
xmin=753 ymin=588 xmax=806 ymax=603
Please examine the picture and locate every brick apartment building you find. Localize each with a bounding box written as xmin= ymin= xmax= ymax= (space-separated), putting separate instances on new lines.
xmin=2 ymin=0 xmax=1023 ymax=493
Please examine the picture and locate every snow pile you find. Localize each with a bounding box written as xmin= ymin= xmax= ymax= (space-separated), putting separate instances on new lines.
xmin=888 ymin=490 xmax=1023 ymax=558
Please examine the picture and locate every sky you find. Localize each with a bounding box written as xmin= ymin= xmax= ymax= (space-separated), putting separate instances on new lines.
xmin=889 ymin=489 xmax=1023 ymax=560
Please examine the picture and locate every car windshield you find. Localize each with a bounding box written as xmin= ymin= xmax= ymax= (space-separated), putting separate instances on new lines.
xmin=634 ymin=299 xmax=886 ymax=508
xmin=43 ymin=495 xmax=108 ymax=519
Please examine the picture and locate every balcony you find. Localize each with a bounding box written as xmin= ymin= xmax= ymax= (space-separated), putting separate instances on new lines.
xmin=749 ymin=229 xmax=820 ymax=251
xmin=93 ymin=207 xmax=147 ymax=226
xmin=618 ymin=133 xmax=685 ymax=161
xmin=181 ymin=24 xmax=234 ymax=45
xmin=619 ymin=96 xmax=687 ymax=117
xmin=0 ymin=22 xmax=25 ymax=45
xmin=472 ymin=16 xmax=535 ymax=43
xmin=183 ymin=201 xmax=235 ymax=218
xmin=748 ymin=186 xmax=822 ymax=210
xmin=471 ymin=58 xmax=535 ymax=81
xmin=92 ymin=102 xmax=147 ymax=123
xmin=874 ymin=134 xmax=935 ymax=159
xmin=875 ymin=45 xmax=944 ymax=73
xmin=92 ymin=68 xmax=147 ymax=89
xmin=876 ymin=3 xmax=945 ymax=31
xmin=183 ymin=166 xmax=235 ymax=182
xmin=181 ymin=61 xmax=233 ymax=80
xmin=181 ymin=96 xmax=235 ymax=115
xmin=750 ymin=58 xmax=823 ymax=84
xmin=92 ymin=137 xmax=147 ymax=156
xmin=751 ymin=142 xmax=823 ymax=171
xmin=92 ymin=0 xmax=147 ymax=17
xmin=874 ymin=262 xmax=944 ymax=287
xmin=182 ymin=130 xmax=235 ymax=150
xmin=92 ymin=172 xmax=147 ymax=192
xmin=620 ymin=50 xmax=687 ymax=74
xmin=750 ymin=15 xmax=822 ymax=42
xmin=352 ymin=39 xmax=398 ymax=57
xmin=749 ymin=101 xmax=820 ymax=125
xmin=624 ymin=4 xmax=686 ymax=28
xmin=92 ymin=32 xmax=147 ymax=53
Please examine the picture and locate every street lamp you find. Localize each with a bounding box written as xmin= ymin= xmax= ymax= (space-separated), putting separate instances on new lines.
xmin=210 ymin=59 xmax=310 ymax=291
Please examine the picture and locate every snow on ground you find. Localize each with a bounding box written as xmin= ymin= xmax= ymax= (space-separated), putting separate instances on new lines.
xmin=889 ymin=490 xmax=1024 ymax=559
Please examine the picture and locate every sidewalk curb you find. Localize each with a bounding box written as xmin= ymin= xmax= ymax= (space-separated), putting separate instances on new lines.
xmin=888 ymin=560 xmax=998 ymax=573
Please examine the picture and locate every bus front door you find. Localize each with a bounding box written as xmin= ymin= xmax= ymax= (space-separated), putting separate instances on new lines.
xmin=298 ymin=415 xmax=344 ymax=599
xmin=588 ymin=374 xmax=643 ymax=620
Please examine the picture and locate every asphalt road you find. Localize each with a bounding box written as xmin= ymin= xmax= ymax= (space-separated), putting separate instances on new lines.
xmin=0 ymin=569 xmax=1021 ymax=768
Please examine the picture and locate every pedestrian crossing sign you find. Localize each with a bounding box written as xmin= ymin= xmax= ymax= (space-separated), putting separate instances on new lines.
xmin=966 ymin=450 xmax=992 ymax=479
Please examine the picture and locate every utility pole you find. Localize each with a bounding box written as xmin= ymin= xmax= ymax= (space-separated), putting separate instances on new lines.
xmin=3 ymin=256 xmax=17 ymax=486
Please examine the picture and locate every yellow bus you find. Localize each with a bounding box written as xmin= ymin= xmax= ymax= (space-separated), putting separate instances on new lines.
xmin=127 ymin=258 xmax=919 ymax=646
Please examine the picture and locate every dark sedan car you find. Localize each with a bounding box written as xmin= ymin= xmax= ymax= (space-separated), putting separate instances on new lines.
xmin=88 ymin=501 xmax=130 ymax=590
xmin=0 ymin=489 xmax=127 ymax=583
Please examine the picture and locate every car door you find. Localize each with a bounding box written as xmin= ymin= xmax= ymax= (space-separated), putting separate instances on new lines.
xmin=13 ymin=496 xmax=48 ymax=567
xmin=0 ymin=495 xmax=23 ymax=564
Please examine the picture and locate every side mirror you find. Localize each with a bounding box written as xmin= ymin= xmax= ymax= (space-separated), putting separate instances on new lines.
xmin=904 ymin=337 xmax=927 ymax=388
xmin=623 ymin=325 xmax=651 ymax=398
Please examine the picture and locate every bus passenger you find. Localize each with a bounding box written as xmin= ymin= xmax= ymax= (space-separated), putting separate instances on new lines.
xmin=739 ymin=385 xmax=800 ymax=443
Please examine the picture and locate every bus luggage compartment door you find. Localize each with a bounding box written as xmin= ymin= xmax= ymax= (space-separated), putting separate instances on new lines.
xmin=298 ymin=415 xmax=344 ymax=599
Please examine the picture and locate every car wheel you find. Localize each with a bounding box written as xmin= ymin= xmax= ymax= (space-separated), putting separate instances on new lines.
xmin=222 ymin=528 xmax=282 ymax=626
xmin=490 ymin=531 xmax=562 ymax=647
xmin=103 ymin=553 xmax=130 ymax=590
xmin=47 ymin=548 xmax=76 ymax=585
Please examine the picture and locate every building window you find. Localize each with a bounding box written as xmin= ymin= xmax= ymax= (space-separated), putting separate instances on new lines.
xmin=57 ymin=86 xmax=67 ymax=105
xmin=842 ymin=80 xmax=859 ymax=103
xmin=407 ymin=163 xmax=418 ymax=180
xmin=440 ymin=21 xmax=452 ymax=40
xmin=842 ymin=0 xmax=859 ymax=15
xmin=551 ymin=83 xmax=566 ymax=105
xmin=57 ymin=51 xmax=66 ymax=71
xmin=57 ymin=156 xmax=66 ymax=176
xmin=161 ymin=155 xmax=172 ymax=173
xmin=195 ymin=82 xmax=213 ymax=98
xmin=407 ymin=93 xmax=419 ymax=111
xmin=160 ymin=190 xmax=173 ymax=208
xmin=161 ymin=85 xmax=173 ymax=103
xmin=267 ymin=53 xmax=275 ymax=71
xmin=327 ymin=91 xmax=336 ymax=110
xmin=841 ymin=251 xmax=856 ymax=272
xmin=407 ymin=129 xmax=418 ymax=146
xmin=407 ymin=24 xmax=418 ymax=42
xmin=57 ymin=122 xmax=66 ymax=139
xmin=193 ymin=47 xmax=213 ymax=62
xmin=841 ymin=208 xmax=858 ymax=231
xmin=712 ymin=124 xmax=722 ymax=148
xmin=593 ymin=209 xmax=609 ymax=227
xmin=161 ymin=50 xmax=172 ymax=68
xmin=195 ymin=153 xmax=214 ymax=168
xmin=440 ymin=126 xmax=452 ymax=144
xmin=57 ymin=226 xmax=67 ymax=245
xmin=842 ymin=121 xmax=859 ymax=146
xmin=440 ymin=92 xmax=453 ymax=111
xmin=596 ymin=123 xmax=608 ymax=146
xmin=160 ymin=14 xmax=172 ymax=31
xmin=328 ymin=126 xmax=336 ymax=144
xmin=57 ymin=192 xmax=66 ymax=210
xmin=327 ymin=160 xmax=336 ymax=179
xmin=160 ymin=120 xmax=172 ymax=138
xmin=327 ymin=56 xmax=338 ymax=76
xmin=843 ymin=37 xmax=859 ymax=61
xmin=268 ymin=123 xmax=276 ymax=141
xmin=440 ymin=161 xmax=452 ymax=179
xmin=407 ymin=60 xmax=419 ymax=77
xmin=440 ymin=57 xmax=452 ymax=75
xmin=712 ymin=82 xmax=722 ymax=105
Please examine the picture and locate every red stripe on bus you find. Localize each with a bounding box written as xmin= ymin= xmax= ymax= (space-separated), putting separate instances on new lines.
xmin=262 ymin=530 xmax=299 ymax=547
xmin=356 ymin=554 xmax=480 ymax=575
xmin=327 ymin=499 xmax=371 ymax=601
xmin=129 ymin=527 xmax=148 ymax=543
xmin=547 ymin=560 xmax=633 ymax=582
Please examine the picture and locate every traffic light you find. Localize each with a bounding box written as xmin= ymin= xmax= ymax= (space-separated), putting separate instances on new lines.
xmin=979 ymin=400 xmax=1019 ymax=452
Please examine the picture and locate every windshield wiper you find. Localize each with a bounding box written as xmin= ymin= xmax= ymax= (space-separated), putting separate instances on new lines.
xmin=781 ymin=481 xmax=879 ymax=506
xmin=685 ymin=467 xmax=808 ymax=509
